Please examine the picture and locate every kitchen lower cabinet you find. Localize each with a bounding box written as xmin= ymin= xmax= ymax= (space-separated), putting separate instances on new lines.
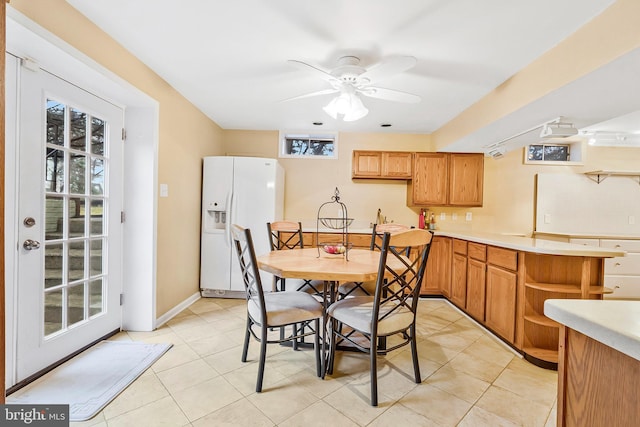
xmin=450 ymin=239 xmax=468 ymax=308
xmin=557 ymin=327 xmax=640 ymax=427
xmin=601 ymin=239 xmax=640 ymax=300
xmin=485 ymin=264 xmax=517 ymax=343
xmin=466 ymin=258 xmax=486 ymax=321
xmin=569 ymin=237 xmax=640 ymax=300
xmin=465 ymin=243 xmax=486 ymax=321
xmin=421 ymin=236 xmax=452 ymax=296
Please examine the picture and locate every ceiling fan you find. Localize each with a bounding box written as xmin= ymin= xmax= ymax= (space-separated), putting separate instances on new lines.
xmin=284 ymin=55 xmax=421 ymax=121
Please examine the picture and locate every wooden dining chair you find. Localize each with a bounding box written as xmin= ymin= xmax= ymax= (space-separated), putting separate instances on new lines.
xmin=231 ymin=224 xmax=323 ymax=392
xmin=326 ymin=228 xmax=434 ymax=406
xmin=337 ymin=223 xmax=412 ymax=298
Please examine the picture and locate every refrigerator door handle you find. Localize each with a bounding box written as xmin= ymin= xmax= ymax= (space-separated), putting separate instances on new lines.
xmin=224 ymin=190 xmax=233 ymax=247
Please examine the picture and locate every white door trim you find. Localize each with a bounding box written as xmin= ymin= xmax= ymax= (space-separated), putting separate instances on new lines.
xmin=5 ymin=7 xmax=159 ymax=387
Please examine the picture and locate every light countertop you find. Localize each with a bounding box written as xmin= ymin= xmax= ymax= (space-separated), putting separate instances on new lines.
xmin=302 ymin=227 xmax=626 ymax=258
xmin=544 ymin=299 xmax=640 ymax=361
xmin=534 ymin=231 xmax=640 ymax=240
xmin=434 ymin=230 xmax=626 ymax=257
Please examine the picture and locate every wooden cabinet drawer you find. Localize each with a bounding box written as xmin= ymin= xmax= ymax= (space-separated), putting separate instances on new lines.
xmin=453 ymin=239 xmax=467 ymax=255
xmin=487 ymin=246 xmax=517 ymax=271
xmin=468 ymin=242 xmax=486 ymax=261
xmin=569 ymin=238 xmax=600 ymax=247
xmin=604 ymin=253 xmax=640 ymax=275
xmin=600 ymin=239 xmax=640 ymax=252
xmin=604 ymin=275 xmax=640 ymax=299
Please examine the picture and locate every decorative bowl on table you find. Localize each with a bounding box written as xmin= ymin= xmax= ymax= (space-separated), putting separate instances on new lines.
xmin=319 ymin=242 xmax=353 ymax=255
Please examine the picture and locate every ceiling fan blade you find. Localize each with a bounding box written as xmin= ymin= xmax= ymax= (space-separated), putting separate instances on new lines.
xmin=287 ymin=60 xmax=340 ymax=84
xmin=359 ymin=86 xmax=421 ymax=103
xmin=279 ymin=88 xmax=339 ymax=103
xmin=358 ymin=56 xmax=417 ymax=85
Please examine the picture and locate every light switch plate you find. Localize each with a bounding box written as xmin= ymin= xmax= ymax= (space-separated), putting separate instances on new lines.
xmin=465 ymin=212 xmax=472 ymax=221
xmin=544 ymin=213 xmax=552 ymax=224
xmin=160 ymin=183 xmax=169 ymax=198
xmin=629 ymin=215 xmax=636 ymax=225
xmin=440 ymin=212 xmax=446 ymax=221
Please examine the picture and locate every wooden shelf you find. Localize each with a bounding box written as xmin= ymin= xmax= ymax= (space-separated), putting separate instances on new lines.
xmin=584 ymin=170 xmax=640 ymax=184
xmin=525 ymin=282 xmax=581 ymax=293
xmin=523 ymin=347 xmax=558 ymax=364
xmin=524 ymin=313 xmax=560 ymax=328
xmin=525 ymin=282 xmax=611 ymax=295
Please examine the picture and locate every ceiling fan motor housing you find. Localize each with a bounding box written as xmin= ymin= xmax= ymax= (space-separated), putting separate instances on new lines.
xmin=332 ymin=56 xmax=367 ymax=84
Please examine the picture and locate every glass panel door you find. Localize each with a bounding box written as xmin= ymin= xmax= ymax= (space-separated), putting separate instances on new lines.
xmin=16 ymin=66 xmax=123 ymax=381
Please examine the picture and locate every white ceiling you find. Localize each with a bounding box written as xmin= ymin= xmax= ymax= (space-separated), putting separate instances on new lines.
xmin=63 ymin=0 xmax=640 ymax=151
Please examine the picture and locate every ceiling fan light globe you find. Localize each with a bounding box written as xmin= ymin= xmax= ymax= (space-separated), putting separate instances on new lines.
xmin=343 ymin=105 xmax=369 ymax=122
xmin=323 ymin=94 xmax=350 ymax=119
xmin=343 ymin=94 xmax=368 ymax=121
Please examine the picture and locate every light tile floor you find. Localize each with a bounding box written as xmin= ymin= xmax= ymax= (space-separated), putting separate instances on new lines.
xmin=70 ymin=298 xmax=558 ymax=427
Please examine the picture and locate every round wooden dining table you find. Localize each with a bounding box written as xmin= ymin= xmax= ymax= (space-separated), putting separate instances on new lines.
xmin=256 ymin=247 xmax=405 ymax=377
xmin=256 ymin=247 xmax=388 ymax=283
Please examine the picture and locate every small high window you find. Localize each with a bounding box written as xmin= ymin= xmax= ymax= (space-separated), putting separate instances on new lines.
xmin=527 ymin=144 xmax=570 ymax=162
xmin=524 ymin=141 xmax=584 ymax=165
xmin=279 ymin=132 xmax=337 ymax=159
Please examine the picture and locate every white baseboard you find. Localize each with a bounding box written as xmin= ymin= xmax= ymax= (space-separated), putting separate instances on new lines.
xmin=155 ymin=292 xmax=201 ymax=329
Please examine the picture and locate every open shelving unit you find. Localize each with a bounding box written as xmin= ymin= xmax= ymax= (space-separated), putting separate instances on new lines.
xmin=521 ymin=253 xmax=607 ymax=368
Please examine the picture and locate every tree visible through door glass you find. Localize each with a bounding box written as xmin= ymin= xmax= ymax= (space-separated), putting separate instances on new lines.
xmin=43 ymin=98 xmax=107 ymax=338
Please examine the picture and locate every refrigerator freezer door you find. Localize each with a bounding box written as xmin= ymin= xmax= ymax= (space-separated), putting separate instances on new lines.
xmin=200 ymin=230 xmax=231 ymax=291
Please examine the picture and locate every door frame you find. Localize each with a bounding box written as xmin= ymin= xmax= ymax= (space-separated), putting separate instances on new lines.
xmin=5 ymin=9 xmax=159 ymax=388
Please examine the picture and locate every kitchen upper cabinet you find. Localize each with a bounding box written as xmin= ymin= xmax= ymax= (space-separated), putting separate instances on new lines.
xmin=352 ymin=150 xmax=412 ymax=179
xmin=449 ymin=153 xmax=484 ymax=206
xmin=407 ymin=152 xmax=484 ymax=207
xmin=421 ymin=236 xmax=452 ymax=296
xmin=407 ymin=153 xmax=448 ymax=205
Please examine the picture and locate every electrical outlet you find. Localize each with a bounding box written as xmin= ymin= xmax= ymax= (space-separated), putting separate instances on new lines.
xmin=465 ymin=212 xmax=472 ymax=221
xmin=629 ymin=215 xmax=636 ymax=225
xmin=452 ymin=213 xmax=458 ymax=221
xmin=544 ymin=213 xmax=552 ymax=224
xmin=440 ymin=212 xmax=446 ymax=221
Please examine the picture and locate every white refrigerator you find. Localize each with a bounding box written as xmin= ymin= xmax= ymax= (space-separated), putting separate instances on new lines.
xmin=200 ymin=156 xmax=285 ymax=297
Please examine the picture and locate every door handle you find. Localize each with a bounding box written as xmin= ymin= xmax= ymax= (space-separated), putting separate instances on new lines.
xmin=23 ymin=239 xmax=41 ymax=250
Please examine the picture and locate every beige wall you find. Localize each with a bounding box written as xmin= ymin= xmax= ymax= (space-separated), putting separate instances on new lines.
xmin=223 ymin=131 xmax=433 ymax=228
xmin=222 ymin=131 xmax=640 ymax=236
xmin=11 ymin=0 xmax=225 ymax=317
